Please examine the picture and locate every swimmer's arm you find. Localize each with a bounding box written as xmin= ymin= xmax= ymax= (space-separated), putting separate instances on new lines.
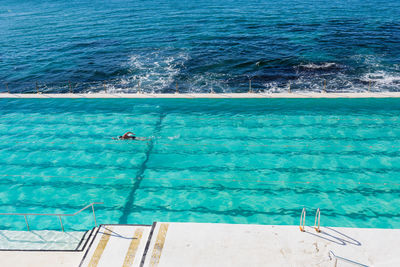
xmin=121 ymin=132 xmax=134 ymax=138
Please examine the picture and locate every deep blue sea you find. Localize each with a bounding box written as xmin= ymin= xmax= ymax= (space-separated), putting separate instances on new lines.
xmin=0 ymin=0 xmax=399 ymax=93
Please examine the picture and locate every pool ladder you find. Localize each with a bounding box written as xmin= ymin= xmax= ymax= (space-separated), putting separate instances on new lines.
xmin=300 ymin=209 xmax=370 ymax=266
xmin=0 ymin=202 xmax=103 ymax=232
xmin=299 ymin=207 xmax=320 ymax=232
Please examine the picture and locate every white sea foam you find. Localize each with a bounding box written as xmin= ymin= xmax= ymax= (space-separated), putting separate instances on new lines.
xmin=87 ymin=53 xmax=400 ymax=94
xmin=97 ymin=50 xmax=189 ymax=94
xmin=127 ymin=51 xmax=189 ymax=93
xmin=260 ymin=73 xmax=370 ymax=94
xmin=187 ymin=73 xmax=232 ymax=93
xmin=362 ymin=71 xmax=400 ymax=84
xmin=261 ymin=81 xmax=282 ymax=93
xmin=298 ymin=62 xmax=339 ymax=70
xmin=350 ymin=55 xmax=400 ymax=90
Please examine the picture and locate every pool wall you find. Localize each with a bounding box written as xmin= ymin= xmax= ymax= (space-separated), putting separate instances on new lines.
xmin=2 ymin=92 xmax=400 ymax=98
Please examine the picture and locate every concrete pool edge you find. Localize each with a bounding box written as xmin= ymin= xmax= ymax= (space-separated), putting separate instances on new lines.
xmin=1 ymin=223 xmax=399 ymax=266
xmin=1 ymin=92 xmax=400 ymax=98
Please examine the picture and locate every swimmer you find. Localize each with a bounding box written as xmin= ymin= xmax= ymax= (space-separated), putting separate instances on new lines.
xmin=113 ymin=132 xmax=147 ymax=140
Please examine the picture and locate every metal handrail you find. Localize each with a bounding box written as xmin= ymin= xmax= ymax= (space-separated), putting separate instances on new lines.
xmin=314 ymin=208 xmax=321 ymax=233
xmin=0 ymin=202 xmax=103 ymax=232
xmin=299 ymin=208 xmax=306 ymax=232
xmin=329 ymin=251 xmax=369 ymax=267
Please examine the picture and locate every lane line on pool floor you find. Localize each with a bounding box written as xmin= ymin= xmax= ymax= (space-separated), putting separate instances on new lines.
xmin=119 ymin=112 xmax=166 ymax=224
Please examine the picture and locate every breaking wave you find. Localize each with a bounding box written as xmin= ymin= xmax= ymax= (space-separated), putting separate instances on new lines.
xmin=9 ymin=54 xmax=400 ymax=94
xmin=298 ymin=62 xmax=340 ymax=70
xmin=103 ymin=50 xmax=189 ymax=93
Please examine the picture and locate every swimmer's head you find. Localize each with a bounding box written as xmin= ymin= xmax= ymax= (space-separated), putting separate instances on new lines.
xmin=119 ymin=136 xmax=122 ymax=139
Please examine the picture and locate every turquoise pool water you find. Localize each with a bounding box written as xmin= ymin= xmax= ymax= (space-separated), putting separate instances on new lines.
xmin=1 ymin=98 xmax=400 ymax=230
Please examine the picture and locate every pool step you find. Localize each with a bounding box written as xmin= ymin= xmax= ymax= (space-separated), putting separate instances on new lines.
xmin=79 ymin=224 xmax=152 ymax=267
xmin=0 ymin=229 xmax=87 ymax=250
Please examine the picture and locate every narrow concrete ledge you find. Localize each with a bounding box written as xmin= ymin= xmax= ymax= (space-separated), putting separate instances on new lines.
xmin=1 ymin=92 xmax=400 ymax=98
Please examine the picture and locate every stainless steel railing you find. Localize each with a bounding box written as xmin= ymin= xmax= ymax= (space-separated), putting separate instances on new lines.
xmin=299 ymin=207 xmax=321 ymax=232
xmin=314 ymin=208 xmax=321 ymax=233
xmin=0 ymin=202 xmax=103 ymax=232
xmin=299 ymin=207 xmax=306 ymax=232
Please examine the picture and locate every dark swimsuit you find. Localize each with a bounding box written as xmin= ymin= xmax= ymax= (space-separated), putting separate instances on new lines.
xmin=120 ymin=135 xmax=136 ymax=140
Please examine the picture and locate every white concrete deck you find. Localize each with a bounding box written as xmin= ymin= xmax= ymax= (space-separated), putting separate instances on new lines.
xmin=1 ymin=223 xmax=400 ymax=266
xmin=143 ymin=223 xmax=400 ymax=267
xmin=0 ymin=250 xmax=85 ymax=267
xmin=1 ymin=92 xmax=400 ymax=98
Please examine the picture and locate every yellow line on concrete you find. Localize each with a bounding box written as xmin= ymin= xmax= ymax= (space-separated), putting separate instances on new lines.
xmin=150 ymin=223 xmax=169 ymax=267
xmin=122 ymin=228 xmax=144 ymax=267
xmin=88 ymin=226 xmax=113 ymax=267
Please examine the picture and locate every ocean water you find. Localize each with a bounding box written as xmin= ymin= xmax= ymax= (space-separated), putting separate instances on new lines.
xmin=1 ymin=0 xmax=400 ymax=93
xmin=1 ymin=98 xmax=400 ymax=230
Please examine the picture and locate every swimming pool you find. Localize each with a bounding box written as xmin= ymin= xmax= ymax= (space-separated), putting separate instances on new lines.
xmin=0 ymin=98 xmax=400 ymax=230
